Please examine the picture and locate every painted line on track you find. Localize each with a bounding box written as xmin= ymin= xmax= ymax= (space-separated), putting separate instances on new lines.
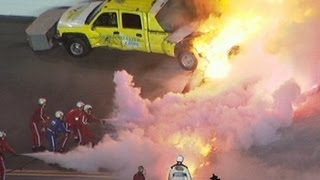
xmin=7 ymin=169 xmax=114 ymax=179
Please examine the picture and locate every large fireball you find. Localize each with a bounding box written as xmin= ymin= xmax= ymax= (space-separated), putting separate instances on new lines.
xmin=192 ymin=0 xmax=315 ymax=80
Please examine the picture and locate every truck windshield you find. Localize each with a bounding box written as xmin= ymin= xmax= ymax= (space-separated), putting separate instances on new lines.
xmin=85 ymin=2 xmax=103 ymax=24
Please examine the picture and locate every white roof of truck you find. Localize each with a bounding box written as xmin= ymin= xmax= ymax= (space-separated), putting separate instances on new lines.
xmin=26 ymin=8 xmax=66 ymax=35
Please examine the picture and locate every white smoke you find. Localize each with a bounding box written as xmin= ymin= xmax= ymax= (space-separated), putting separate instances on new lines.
xmin=111 ymin=71 xmax=152 ymax=124
xmin=27 ymin=70 xmax=307 ymax=179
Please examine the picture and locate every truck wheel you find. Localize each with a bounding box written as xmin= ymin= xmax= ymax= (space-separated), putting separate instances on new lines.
xmin=178 ymin=51 xmax=198 ymax=71
xmin=65 ymin=37 xmax=90 ymax=57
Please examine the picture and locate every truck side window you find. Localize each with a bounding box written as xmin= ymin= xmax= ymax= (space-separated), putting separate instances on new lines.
xmin=122 ymin=13 xmax=142 ymax=29
xmin=94 ymin=12 xmax=118 ymax=27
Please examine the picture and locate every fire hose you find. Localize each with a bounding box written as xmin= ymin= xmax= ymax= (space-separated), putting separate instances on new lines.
xmin=6 ymin=156 xmax=38 ymax=173
xmin=100 ymin=118 xmax=131 ymax=129
xmin=100 ymin=118 xmax=119 ymax=131
xmin=4 ymin=154 xmax=18 ymax=161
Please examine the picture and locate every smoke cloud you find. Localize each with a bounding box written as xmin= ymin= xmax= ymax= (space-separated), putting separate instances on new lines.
xmin=26 ymin=0 xmax=320 ymax=179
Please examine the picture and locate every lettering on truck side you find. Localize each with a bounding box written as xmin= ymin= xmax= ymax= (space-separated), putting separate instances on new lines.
xmin=122 ymin=36 xmax=140 ymax=48
xmin=104 ymin=36 xmax=122 ymax=46
xmin=104 ymin=35 xmax=141 ymax=48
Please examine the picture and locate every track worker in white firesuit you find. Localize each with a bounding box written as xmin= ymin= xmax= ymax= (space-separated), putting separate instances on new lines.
xmin=0 ymin=131 xmax=18 ymax=180
xmin=47 ymin=111 xmax=70 ymax=152
xmin=168 ymin=155 xmax=192 ymax=180
xmin=29 ymin=98 xmax=49 ymax=152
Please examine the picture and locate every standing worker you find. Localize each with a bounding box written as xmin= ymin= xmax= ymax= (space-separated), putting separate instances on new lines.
xmin=60 ymin=101 xmax=85 ymax=152
xmin=0 ymin=131 xmax=18 ymax=180
xmin=133 ymin=165 xmax=146 ymax=180
xmin=78 ymin=104 xmax=102 ymax=147
xmin=168 ymin=155 xmax=192 ymax=180
xmin=29 ymin=98 xmax=49 ymax=152
xmin=47 ymin=111 xmax=70 ymax=152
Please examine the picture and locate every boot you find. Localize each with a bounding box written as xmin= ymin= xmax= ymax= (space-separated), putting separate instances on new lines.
xmin=37 ymin=145 xmax=46 ymax=152
xmin=32 ymin=146 xmax=37 ymax=152
xmin=58 ymin=147 xmax=66 ymax=153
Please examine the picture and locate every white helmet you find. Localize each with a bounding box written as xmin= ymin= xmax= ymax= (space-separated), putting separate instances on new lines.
xmin=76 ymin=101 xmax=85 ymax=108
xmin=84 ymin=104 xmax=92 ymax=113
xmin=138 ymin=166 xmax=144 ymax=173
xmin=0 ymin=131 xmax=6 ymax=138
xmin=176 ymin=155 xmax=184 ymax=163
xmin=38 ymin=98 xmax=46 ymax=105
xmin=55 ymin=111 xmax=64 ymax=119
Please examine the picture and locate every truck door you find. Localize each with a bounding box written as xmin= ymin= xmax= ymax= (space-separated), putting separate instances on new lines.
xmin=92 ymin=11 xmax=122 ymax=49
xmin=119 ymin=11 xmax=148 ymax=52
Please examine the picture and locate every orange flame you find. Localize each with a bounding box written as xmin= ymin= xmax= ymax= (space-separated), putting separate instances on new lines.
xmin=193 ymin=7 xmax=263 ymax=79
xmin=191 ymin=0 xmax=316 ymax=80
xmin=167 ymin=132 xmax=216 ymax=174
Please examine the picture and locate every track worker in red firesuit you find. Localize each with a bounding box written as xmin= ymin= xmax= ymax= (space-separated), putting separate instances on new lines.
xmin=133 ymin=165 xmax=146 ymax=180
xmin=60 ymin=101 xmax=85 ymax=152
xmin=78 ymin=104 xmax=102 ymax=147
xmin=168 ymin=155 xmax=192 ymax=180
xmin=0 ymin=131 xmax=18 ymax=180
xmin=47 ymin=111 xmax=70 ymax=152
xmin=29 ymin=98 xmax=49 ymax=152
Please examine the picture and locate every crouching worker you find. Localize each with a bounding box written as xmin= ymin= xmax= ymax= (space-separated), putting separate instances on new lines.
xmin=0 ymin=131 xmax=18 ymax=180
xmin=47 ymin=111 xmax=70 ymax=152
xmin=168 ymin=155 xmax=192 ymax=180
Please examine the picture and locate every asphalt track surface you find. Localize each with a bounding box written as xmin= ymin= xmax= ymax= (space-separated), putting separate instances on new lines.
xmin=0 ymin=16 xmax=190 ymax=179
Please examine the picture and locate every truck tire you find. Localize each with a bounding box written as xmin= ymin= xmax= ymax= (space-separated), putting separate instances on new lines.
xmin=65 ymin=37 xmax=90 ymax=57
xmin=178 ymin=51 xmax=198 ymax=71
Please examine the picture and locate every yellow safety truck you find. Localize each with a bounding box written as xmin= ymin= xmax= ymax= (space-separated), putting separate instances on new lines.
xmin=26 ymin=0 xmax=201 ymax=70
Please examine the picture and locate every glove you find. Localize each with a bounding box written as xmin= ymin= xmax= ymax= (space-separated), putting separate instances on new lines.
xmin=100 ymin=120 xmax=108 ymax=126
xmin=73 ymin=136 xmax=80 ymax=143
